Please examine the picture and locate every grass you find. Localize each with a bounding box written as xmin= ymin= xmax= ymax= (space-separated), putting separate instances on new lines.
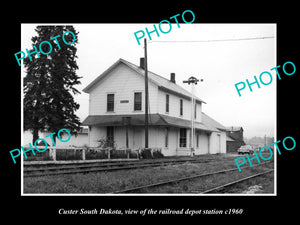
xmin=218 ymin=172 xmax=274 ymax=194
xmin=23 ymin=154 xmax=275 ymax=194
xmin=142 ymin=163 xmax=274 ymax=194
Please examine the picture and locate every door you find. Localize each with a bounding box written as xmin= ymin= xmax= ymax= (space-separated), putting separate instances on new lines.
xmin=133 ymin=127 xmax=143 ymax=149
xmin=106 ymin=126 xmax=114 ymax=147
xmin=217 ymin=134 xmax=221 ymax=153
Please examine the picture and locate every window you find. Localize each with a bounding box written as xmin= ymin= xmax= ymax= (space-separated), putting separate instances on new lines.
xmin=165 ymin=127 xmax=169 ymax=148
xmin=179 ymin=128 xmax=187 ymax=147
xmin=106 ymin=126 xmax=114 ymax=147
xmin=166 ymin=94 xmax=169 ymax=113
xmin=196 ymin=132 xmax=199 ymax=148
xmin=194 ymin=103 xmax=197 ymax=119
xmin=107 ymin=94 xmax=114 ymax=112
xmin=134 ymin=92 xmax=142 ymax=111
xmin=180 ymin=99 xmax=183 ymax=116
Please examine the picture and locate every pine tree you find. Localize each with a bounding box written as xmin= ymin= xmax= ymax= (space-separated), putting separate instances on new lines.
xmin=24 ymin=25 xmax=81 ymax=144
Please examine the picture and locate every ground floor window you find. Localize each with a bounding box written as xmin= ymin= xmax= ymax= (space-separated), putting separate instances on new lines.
xmin=106 ymin=126 xmax=114 ymax=147
xmin=196 ymin=132 xmax=199 ymax=148
xmin=179 ymin=128 xmax=187 ymax=147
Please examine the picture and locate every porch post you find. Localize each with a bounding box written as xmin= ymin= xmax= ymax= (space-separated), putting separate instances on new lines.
xmin=122 ymin=117 xmax=131 ymax=150
xmin=126 ymin=124 xmax=129 ymax=149
xmin=49 ymin=147 xmax=56 ymax=161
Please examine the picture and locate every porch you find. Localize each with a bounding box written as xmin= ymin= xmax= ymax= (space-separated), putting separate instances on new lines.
xmin=82 ymin=115 xmax=216 ymax=157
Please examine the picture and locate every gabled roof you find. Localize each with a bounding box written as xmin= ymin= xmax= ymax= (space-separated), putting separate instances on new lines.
xmin=83 ymin=58 xmax=206 ymax=104
xmin=201 ymin=112 xmax=226 ymax=131
xmin=226 ymin=136 xmax=235 ymax=141
xmin=225 ymin=126 xmax=243 ymax=132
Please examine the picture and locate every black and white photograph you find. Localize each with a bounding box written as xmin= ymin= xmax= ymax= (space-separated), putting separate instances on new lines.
xmin=3 ymin=4 xmax=298 ymax=221
xmin=21 ymin=23 xmax=276 ymax=195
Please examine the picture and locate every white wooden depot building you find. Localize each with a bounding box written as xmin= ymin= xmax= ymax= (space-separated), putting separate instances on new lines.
xmin=82 ymin=58 xmax=226 ymax=156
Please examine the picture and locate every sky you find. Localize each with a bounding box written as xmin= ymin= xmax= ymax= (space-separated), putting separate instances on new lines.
xmin=21 ymin=23 xmax=276 ymax=138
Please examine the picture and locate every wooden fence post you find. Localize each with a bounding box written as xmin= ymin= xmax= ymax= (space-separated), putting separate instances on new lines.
xmin=49 ymin=147 xmax=56 ymax=161
xmin=127 ymin=149 xmax=130 ymax=159
xmin=107 ymin=149 xmax=110 ymax=159
xmin=82 ymin=148 xmax=86 ymax=161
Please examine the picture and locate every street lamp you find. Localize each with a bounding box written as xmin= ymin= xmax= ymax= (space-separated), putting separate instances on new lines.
xmin=183 ymin=76 xmax=204 ymax=157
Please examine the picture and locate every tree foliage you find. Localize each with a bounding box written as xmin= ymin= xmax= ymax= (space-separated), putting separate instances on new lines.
xmin=23 ymin=26 xmax=81 ymax=143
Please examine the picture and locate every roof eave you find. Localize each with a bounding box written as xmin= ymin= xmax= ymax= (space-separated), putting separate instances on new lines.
xmin=82 ymin=58 xmax=124 ymax=93
xmin=82 ymin=58 xmax=206 ymax=104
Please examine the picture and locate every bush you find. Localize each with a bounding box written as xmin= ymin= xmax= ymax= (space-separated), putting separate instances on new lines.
xmin=110 ymin=150 xmax=127 ymax=159
xmin=129 ymin=150 xmax=139 ymax=159
xmin=97 ymin=138 xmax=115 ymax=149
xmin=56 ymin=149 xmax=82 ymax=161
xmin=140 ymin=148 xmax=164 ymax=159
xmin=23 ymin=147 xmax=51 ymax=161
xmin=153 ymin=150 xmax=164 ymax=158
xmin=85 ymin=148 xmax=108 ymax=160
xmin=140 ymin=148 xmax=152 ymax=159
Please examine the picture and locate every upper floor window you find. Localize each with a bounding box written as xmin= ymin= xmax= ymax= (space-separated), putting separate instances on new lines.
xmin=180 ymin=99 xmax=183 ymax=116
xmin=166 ymin=94 xmax=169 ymax=113
xmin=107 ymin=94 xmax=114 ymax=112
xmin=134 ymin=92 xmax=142 ymax=111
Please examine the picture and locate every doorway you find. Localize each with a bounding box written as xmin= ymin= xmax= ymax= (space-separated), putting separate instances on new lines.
xmin=133 ymin=127 xmax=143 ymax=149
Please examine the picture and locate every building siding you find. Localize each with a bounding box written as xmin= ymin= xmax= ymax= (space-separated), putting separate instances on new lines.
xmin=23 ymin=130 xmax=89 ymax=147
xmin=83 ymin=59 xmax=227 ymax=156
xmin=226 ymin=128 xmax=245 ymax=152
xmin=89 ymin=63 xmax=158 ymax=116
xmin=157 ymin=89 xmax=202 ymax=122
xmin=208 ymin=132 xmax=226 ymax=154
xmin=89 ymin=126 xmax=106 ymax=147
xmin=195 ymin=131 xmax=209 ymax=155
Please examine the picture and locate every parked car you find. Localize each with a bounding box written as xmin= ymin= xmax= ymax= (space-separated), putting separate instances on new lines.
xmin=238 ymin=145 xmax=254 ymax=154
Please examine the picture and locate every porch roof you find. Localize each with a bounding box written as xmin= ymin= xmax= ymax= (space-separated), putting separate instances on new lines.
xmin=82 ymin=113 xmax=218 ymax=132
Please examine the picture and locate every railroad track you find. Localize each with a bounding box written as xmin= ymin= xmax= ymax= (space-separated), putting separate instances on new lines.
xmin=112 ymin=162 xmax=274 ymax=194
xmin=23 ymin=158 xmax=215 ymax=177
xmin=200 ymin=169 xmax=274 ymax=194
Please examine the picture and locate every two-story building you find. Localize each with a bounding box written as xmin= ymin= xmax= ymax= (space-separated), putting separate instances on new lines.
xmin=226 ymin=126 xmax=245 ymax=153
xmin=82 ymin=58 xmax=226 ymax=156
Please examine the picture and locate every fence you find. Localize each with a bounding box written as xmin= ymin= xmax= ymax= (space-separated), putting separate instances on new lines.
xmin=23 ymin=146 xmax=140 ymax=161
xmin=22 ymin=146 xmax=163 ymax=161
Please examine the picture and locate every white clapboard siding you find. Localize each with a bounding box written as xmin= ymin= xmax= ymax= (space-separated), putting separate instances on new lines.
xmin=89 ymin=63 xmax=158 ymax=115
xmin=157 ymin=89 xmax=202 ymax=122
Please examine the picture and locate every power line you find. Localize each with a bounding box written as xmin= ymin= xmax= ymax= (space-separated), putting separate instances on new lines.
xmin=149 ymin=36 xmax=275 ymax=43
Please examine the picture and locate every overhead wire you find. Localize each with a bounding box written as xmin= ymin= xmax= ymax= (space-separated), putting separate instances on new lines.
xmin=149 ymin=36 xmax=275 ymax=43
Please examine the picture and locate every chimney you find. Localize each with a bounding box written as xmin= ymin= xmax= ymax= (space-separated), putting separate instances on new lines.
xmin=140 ymin=58 xmax=145 ymax=69
xmin=170 ymin=73 xmax=176 ymax=83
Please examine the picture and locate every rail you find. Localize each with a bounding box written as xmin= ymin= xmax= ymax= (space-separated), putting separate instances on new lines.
xmin=112 ymin=161 xmax=273 ymax=194
xmin=200 ymin=169 xmax=274 ymax=194
xmin=23 ymin=157 xmax=214 ymax=177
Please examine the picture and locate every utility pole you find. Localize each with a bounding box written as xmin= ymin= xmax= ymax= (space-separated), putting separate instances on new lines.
xmin=183 ymin=76 xmax=203 ymax=157
xmin=144 ymin=38 xmax=149 ymax=149
xmin=122 ymin=117 xmax=131 ymax=149
xmin=264 ymin=134 xmax=267 ymax=146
